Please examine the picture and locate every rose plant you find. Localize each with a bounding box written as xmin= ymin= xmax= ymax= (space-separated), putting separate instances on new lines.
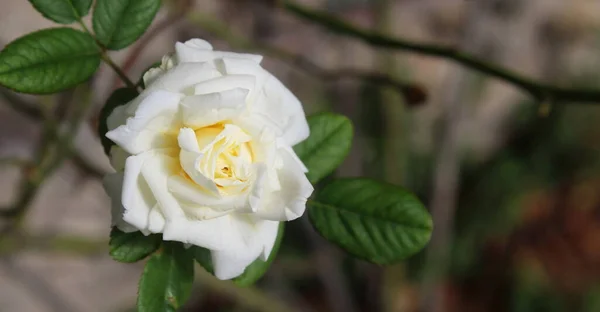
xmin=0 ymin=0 xmax=433 ymax=311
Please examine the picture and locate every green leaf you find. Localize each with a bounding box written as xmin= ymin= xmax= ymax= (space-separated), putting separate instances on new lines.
xmin=138 ymin=242 xmax=194 ymax=312
xmin=109 ymin=228 xmax=161 ymax=263
xmin=190 ymin=223 xmax=285 ymax=286
xmin=308 ymin=178 xmax=432 ymax=264
xmin=98 ymin=88 xmax=139 ymax=155
xmin=0 ymin=28 xmax=101 ymax=94
xmin=191 ymin=246 xmax=213 ymax=274
xmin=294 ymin=113 xmax=353 ymax=184
xmin=233 ymin=222 xmax=284 ymax=287
xmin=28 ymin=0 xmax=93 ymax=24
xmin=93 ymin=0 xmax=161 ymax=50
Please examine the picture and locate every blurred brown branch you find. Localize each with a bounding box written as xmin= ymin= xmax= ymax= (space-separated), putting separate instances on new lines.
xmin=282 ymin=0 xmax=600 ymax=104
xmin=0 ymin=85 xmax=98 ymax=239
xmin=0 ymin=88 xmax=105 ymax=180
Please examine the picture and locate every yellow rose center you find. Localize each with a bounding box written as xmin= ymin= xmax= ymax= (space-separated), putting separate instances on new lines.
xmin=192 ymin=123 xmax=254 ymax=194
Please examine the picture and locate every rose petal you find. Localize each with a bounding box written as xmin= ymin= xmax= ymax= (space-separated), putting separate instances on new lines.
xmin=106 ymin=90 xmax=183 ymax=155
xmin=211 ymin=216 xmax=279 ymax=279
xmin=103 ymin=172 xmax=138 ymax=233
xmin=162 ymin=214 xmax=245 ymax=251
xmin=259 ymin=74 xmax=309 ymax=146
xmin=193 ymin=75 xmax=255 ymax=96
xmin=182 ymin=88 xmax=249 ymax=129
xmin=144 ymin=62 xmax=222 ymax=94
xmin=178 ymin=128 xmax=220 ymax=195
xmin=254 ymin=145 xmax=314 ymax=221
xmin=176 ymin=40 xmax=262 ymax=64
xmin=168 ymin=175 xmax=231 ymax=207
xmin=120 ymin=153 xmax=159 ymax=231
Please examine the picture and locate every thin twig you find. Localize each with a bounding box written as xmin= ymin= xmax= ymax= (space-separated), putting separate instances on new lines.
xmin=1 ymin=88 xmax=105 ymax=179
xmin=185 ymin=12 xmax=426 ymax=105
xmin=101 ymin=53 xmax=137 ymax=89
xmin=73 ymin=17 xmax=137 ymax=90
xmin=282 ymin=0 xmax=600 ymax=104
xmin=0 ymin=85 xmax=94 ymax=226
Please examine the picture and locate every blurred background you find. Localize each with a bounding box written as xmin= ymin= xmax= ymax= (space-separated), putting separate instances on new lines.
xmin=2 ymin=0 xmax=600 ymax=311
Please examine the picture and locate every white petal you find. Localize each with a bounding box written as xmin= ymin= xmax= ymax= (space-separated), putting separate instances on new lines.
xmin=143 ymin=54 xmax=177 ymax=87
xmin=254 ymin=146 xmax=314 ymax=221
xmin=120 ymin=154 xmax=158 ymax=231
xmin=277 ymin=139 xmax=308 ymax=173
xmin=193 ymin=75 xmax=255 ymax=95
xmin=106 ymin=90 xmax=183 ymax=155
xmin=222 ymin=57 xmax=309 ymax=146
xmin=144 ymin=62 xmax=222 ymax=94
xmin=140 ymin=153 xmax=185 ymax=220
xmin=182 ymin=88 xmax=249 ymax=129
xmin=248 ymin=163 xmax=268 ymax=212
xmin=211 ymin=216 xmax=279 ymax=280
xmin=176 ymin=41 xmax=262 ymax=64
xmin=219 ymin=58 xmax=267 ymax=105
xmin=103 ymin=172 xmax=137 ymax=233
xmin=177 ymin=127 xmax=201 ymax=153
xmin=148 ymin=205 xmax=166 ymax=233
xmin=142 ymin=67 xmax=165 ymax=87
xmin=184 ymin=39 xmax=213 ymax=50
xmin=178 ymin=128 xmax=220 ymax=195
xmin=168 ymin=175 xmax=243 ymax=210
xmin=256 ymin=74 xmax=309 ymax=146
xmin=162 ymin=214 xmax=245 ymax=251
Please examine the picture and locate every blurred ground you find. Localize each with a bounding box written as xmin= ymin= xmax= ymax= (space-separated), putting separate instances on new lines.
xmin=2 ymin=0 xmax=600 ymax=311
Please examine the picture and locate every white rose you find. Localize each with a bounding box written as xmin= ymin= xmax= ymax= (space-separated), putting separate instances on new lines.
xmin=102 ymin=39 xmax=313 ymax=280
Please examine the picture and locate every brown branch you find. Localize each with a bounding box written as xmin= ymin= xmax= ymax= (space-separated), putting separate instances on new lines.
xmin=282 ymin=0 xmax=600 ymax=104
xmin=0 ymin=85 xmax=95 ymax=235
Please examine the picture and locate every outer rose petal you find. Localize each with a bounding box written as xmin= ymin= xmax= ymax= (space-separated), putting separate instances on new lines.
xmin=121 ymin=151 xmax=162 ymax=232
xmin=254 ymin=145 xmax=314 ymax=221
xmin=175 ymin=39 xmax=263 ymax=64
xmin=163 ymin=214 xmax=246 ymax=251
xmin=106 ymin=90 xmax=183 ymax=155
xmin=144 ymin=62 xmax=222 ymax=94
xmin=220 ymin=58 xmax=309 ymax=146
xmin=143 ymin=55 xmax=176 ymax=87
xmin=103 ymin=172 xmax=138 ymax=233
xmin=261 ymin=75 xmax=310 ymax=146
xmin=211 ymin=216 xmax=279 ymax=280
xmin=182 ymin=88 xmax=249 ymax=129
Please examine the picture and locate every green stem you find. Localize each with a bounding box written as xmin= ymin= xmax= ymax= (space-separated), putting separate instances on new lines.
xmin=100 ymin=53 xmax=137 ymax=89
xmin=282 ymin=1 xmax=600 ymax=104
xmin=75 ymin=19 xmax=137 ymax=90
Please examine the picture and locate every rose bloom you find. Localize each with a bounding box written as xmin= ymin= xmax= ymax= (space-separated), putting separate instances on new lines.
xmin=103 ymin=39 xmax=313 ymax=279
